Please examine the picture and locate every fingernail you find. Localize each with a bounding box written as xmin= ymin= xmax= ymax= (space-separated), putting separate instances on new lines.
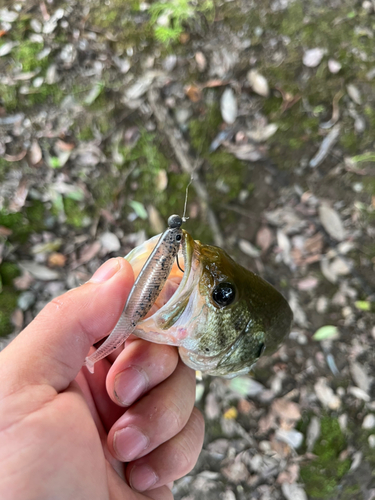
xmin=113 ymin=427 xmax=149 ymax=462
xmin=130 ymin=464 xmax=158 ymax=492
xmin=90 ymin=258 xmax=120 ymax=283
xmin=114 ymin=367 xmax=148 ymax=406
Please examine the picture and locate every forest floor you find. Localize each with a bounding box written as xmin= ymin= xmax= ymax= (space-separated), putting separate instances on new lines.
xmin=1 ymin=0 xmax=375 ymax=498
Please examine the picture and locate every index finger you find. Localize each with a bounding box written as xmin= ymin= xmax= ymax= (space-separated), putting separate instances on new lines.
xmin=0 ymin=258 xmax=134 ymax=396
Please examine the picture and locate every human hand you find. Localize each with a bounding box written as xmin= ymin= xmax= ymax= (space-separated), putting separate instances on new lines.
xmin=0 ymin=257 xmax=204 ymax=500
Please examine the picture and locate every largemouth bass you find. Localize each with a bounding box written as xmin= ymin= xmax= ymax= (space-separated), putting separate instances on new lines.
xmin=124 ymin=229 xmax=293 ymax=377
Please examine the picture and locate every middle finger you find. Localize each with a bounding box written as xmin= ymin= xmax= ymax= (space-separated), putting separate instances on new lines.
xmin=108 ymin=359 xmax=196 ymax=463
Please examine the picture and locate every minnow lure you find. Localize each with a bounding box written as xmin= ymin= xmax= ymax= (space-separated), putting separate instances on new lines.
xmin=85 ymin=214 xmax=184 ymax=373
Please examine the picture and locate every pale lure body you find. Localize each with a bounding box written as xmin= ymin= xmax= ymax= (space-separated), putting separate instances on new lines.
xmin=85 ymin=215 xmax=183 ymax=373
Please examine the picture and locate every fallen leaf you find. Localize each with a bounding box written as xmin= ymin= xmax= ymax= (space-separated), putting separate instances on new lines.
xmin=247 ymin=70 xmax=269 ymax=97
xmin=129 ymin=200 xmax=148 ymax=220
xmin=195 ymin=51 xmax=206 ymax=71
xmin=319 ymin=202 xmax=346 ymax=241
xmin=229 ymin=376 xmax=265 ymax=397
xmin=76 ymin=241 xmax=102 ymax=266
xmin=256 ymin=226 xmax=273 ymax=252
xmin=220 ymin=87 xmax=237 ymax=124
xmin=355 ymin=300 xmax=371 ymax=311
xmin=314 ymin=378 xmax=341 ymax=409
xmin=312 ymin=325 xmax=339 ymax=341
xmin=347 ymin=83 xmax=362 ymax=105
xmin=185 ymin=84 xmax=202 ymax=102
xmin=272 ymin=399 xmax=301 ymax=422
xmin=221 ymin=462 xmax=249 ymax=483
xmin=29 ymin=140 xmax=42 ymax=165
xmin=223 ymin=407 xmax=238 ymax=420
xmin=0 ymin=226 xmax=12 ymax=236
xmin=238 ymin=239 xmax=260 ymax=258
xmin=48 ymin=252 xmax=67 ymax=267
xmin=19 ymin=261 xmax=60 ymax=281
xmin=297 ymin=277 xmax=319 ymax=291
xmin=0 ymin=41 xmax=18 ymax=57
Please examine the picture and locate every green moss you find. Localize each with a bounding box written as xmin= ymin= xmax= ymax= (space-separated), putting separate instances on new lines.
xmin=340 ymin=132 xmax=358 ymax=154
xmin=0 ymin=84 xmax=18 ymax=112
xmin=13 ymin=41 xmax=44 ymax=72
xmin=0 ymin=210 xmax=32 ymax=243
xmin=24 ymin=200 xmax=46 ymax=232
xmin=300 ymin=416 xmax=351 ymax=499
xmin=21 ymin=84 xmax=65 ymax=108
xmin=149 ymin=0 xmax=214 ymax=45
xmin=63 ymin=198 xmax=88 ymax=228
xmin=0 ymin=262 xmax=20 ymax=287
xmin=0 ymin=289 xmax=18 ymax=337
xmin=189 ymin=103 xmax=222 ymax=152
xmin=206 ymin=151 xmax=245 ymax=200
xmin=77 ymin=125 xmax=95 ymax=141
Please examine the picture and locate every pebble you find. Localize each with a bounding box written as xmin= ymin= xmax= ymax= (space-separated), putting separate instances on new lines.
xmin=281 ymin=482 xmax=308 ymax=500
xmin=328 ymin=59 xmax=341 ymax=73
xmin=17 ymin=291 xmax=36 ymax=311
xmin=303 ymin=48 xmax=325 ymax=67
xmin=363 ymin=415 xmax=375 ymax=429
xmin=99 ymin=232 xmax=121 ymax=253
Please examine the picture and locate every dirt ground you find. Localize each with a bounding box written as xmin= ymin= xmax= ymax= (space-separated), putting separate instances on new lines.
xmin=1 ymin=0 xmax=375 ymax=498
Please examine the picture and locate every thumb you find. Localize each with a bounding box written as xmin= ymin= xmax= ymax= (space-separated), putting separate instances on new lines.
xmin=0 ymin=258 xmax=134 ymax=395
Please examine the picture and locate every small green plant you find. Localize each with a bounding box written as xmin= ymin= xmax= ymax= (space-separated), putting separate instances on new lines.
xmin=148 ymin=0 xmax=214 ymax=44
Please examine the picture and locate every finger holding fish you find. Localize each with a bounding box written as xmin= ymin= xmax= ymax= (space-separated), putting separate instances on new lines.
xmin=106 ymin=338 xmax=179 ymax=407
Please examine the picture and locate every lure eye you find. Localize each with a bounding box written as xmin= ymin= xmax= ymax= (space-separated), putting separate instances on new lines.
xmin=175 ymin=234 xmax=182 ymax=242
xmin=212 ymin=282 xmax=236 ymax=307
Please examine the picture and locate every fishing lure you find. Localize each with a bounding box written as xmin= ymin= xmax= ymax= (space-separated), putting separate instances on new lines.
xmin=85 ymin=214 xmax=184 ymax=373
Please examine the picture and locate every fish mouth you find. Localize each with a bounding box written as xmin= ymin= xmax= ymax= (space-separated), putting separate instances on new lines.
xmin=128 ymin=230 xmax=195 ymax=323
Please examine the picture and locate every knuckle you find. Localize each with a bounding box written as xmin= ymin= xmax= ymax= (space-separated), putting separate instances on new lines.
xmin=163 ymin=399 xmax=186 ymax=432
xmin=174 ymin=408 xmax=205 ymax=474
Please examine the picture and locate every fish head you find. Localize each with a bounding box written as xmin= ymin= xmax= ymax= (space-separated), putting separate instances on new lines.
xmin=128 ymin=230 xmax=293 ymax=377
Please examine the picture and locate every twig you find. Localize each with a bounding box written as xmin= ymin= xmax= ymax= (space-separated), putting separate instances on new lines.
xmin=147 ymin=87 xmax=224 ymax=247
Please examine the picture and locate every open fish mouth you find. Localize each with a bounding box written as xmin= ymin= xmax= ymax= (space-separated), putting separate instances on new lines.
xmin=125 ymin=230 xmax=195 ymax=325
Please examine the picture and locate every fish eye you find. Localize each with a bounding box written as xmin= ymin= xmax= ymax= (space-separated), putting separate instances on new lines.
xmin=212 ymin=282 xmax=235 ymax=307
xmin=256 ymin=342 xmax=265 ymax=358
xmin=175 ymin=234 xmax=182 ymax=242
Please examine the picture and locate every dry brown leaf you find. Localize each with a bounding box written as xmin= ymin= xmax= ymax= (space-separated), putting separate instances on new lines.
xmin=179 ymin=32 xmax=190 ymax=44
xmin=184 ymin=84 xmax=202 ymax=103
xmin=304 ymin=232 xmax=323 ymax=254
xmin=272 ymin=399 xmax=301 ymax=422
xmin=55 ymin=139 xmax=75 ymax=151
xmin=76 ymin=241 xmax=102 ymax=266
xmin=0 ymin=226 xmax=12 ymax=236
xmin=4 ymin=151 xmax=27 ymax=162
xmin=202 ymin=79 xmax=227 ymax=88
xmin=9 ymin=178 xmax=29 ymax=212
xmin=256 ymin=226 xmax=273 ymax=252
xmin=195 ymin=51 xmax=207 ymax=72
xmin=29 ymin=140 xmax=42 ymax=165
xmin=13 ymin=272 xmax=34 ymax=290
xmin=48 ymin=252 xmax=67 ymax=267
